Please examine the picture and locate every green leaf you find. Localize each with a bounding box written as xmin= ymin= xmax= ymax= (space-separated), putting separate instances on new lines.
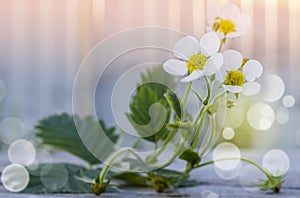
xmin=112 ymin=170 xmax=198 ymax=189
xmin=23 ymin=163 xmax=99 ymax=193
xmin=127 ymin=66 xmax=176 ymax=143
xmin=179 ymin=149 xmax=201 ymax=167
xmin=147 ymin=168 xmax=197 ymax=192
xmin=148 ymin=169 xmax=188 ymax=185
xmin=36 ymin=113 xmax=119 ymax=165
xmin=141 ymin=66 xmax=176 ymax=91
xmin=112 ymin=172 xmax=151 ymax=186
xmin=177 ymin=178 xmax=199 ymax=187
xmin=164 ymin=89 xmax=182 ymax=119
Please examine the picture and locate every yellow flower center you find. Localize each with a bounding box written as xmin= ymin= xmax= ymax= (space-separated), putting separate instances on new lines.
xmin=219 ymin=19 xmax=236 ymax=34
xmin=213 ymin=18 xmax=236 ymax=35
xmin=225 ymin=70 xmax=245 ymax=86
xmin=186 ymin=54 xmax=207 ymax=72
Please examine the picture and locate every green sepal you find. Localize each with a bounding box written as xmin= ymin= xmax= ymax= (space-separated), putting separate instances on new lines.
xmin=255 ymin=175 xmax=285 ymax=193
xmin=234 ymin=93 xmax=239 ymax=99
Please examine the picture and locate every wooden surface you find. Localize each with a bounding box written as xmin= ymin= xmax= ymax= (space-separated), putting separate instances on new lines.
xmin=1 ymin=149 xmax=300 ymax=198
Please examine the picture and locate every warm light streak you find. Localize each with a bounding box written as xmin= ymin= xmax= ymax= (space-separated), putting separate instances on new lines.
xmin=168 ymin=0 xmax=181 ymax=29
xmin=240 ymin=0 xmax=254 ymax=58
xmin=289 ymin=0 xmax=300 ymax=85
xmin=193 ymin=0 xmax=206 ymax=37
xmin=265 ymin=0 xmax=278 ymax=73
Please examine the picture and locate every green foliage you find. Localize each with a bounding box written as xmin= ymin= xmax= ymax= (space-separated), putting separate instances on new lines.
xmin=164 ymin=89 xmax=182 ymax=119
xmin=91 ymin=181 xmax=110 ymax=196
xmin=167 ymin=120 xmax=194 ymax=141
xmin=23 ymin=163 xmax=99 ymax=193
xmin=127 ymin=66 xmax=176 ymax=143
xmin=148 ymin=169 xmax=188 ymax=184
xmin=255 ymin=175 xmax=285 ymax=193
xmin=141 ymin=66 xmax=176 ymax=91
xmin=36 ymin=113 xmax=119 ymax=165
xmin=147 ymin=168 xmax=198 ymax=192
xmin=179 ymin=148 xmax=201 ymax=167
xmin=112 ymin=172 xmax=151 ymax=186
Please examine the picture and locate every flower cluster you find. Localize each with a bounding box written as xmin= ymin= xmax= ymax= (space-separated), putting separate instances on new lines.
xmin=67 ymin=2 xmax=283 ymax=196
xmin=163 ymin=3 xmax=262 ymax=97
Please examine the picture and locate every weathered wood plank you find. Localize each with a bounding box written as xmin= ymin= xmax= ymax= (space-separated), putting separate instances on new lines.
xmin=1 ymin=150 xmax=300 ymax=198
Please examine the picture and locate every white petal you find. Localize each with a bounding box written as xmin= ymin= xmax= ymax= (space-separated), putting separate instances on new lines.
xmin=180 ymin=71 xmax=202 ymax=82
xmin=204 ymin=53 xmax=223 ymax=76
xmin=242 ymin=82 xmax=261 ymax=96
xmin=225 ymin=31 xmax=243 ymax=38
xmin=223 ymin=49 xmax=243 ymax=71
xmin=215 ymin=68 xmax=226 ymax=82
xmin=163 ymin=59 xmax=188 ymax=76
xmin=243 ymin=59 xmax=263 ymax=82
xmin=217 ymin=31 xmax=226 ymax=39
xmin=200 ymin=32 xmax=220 ymax=56
xmin=219 ymin=3 xmax=240 ymax=20
xmin=235 ymin=13 xmax=251 ymax=33
xmin=174 ymin=36 xmax=200 ymax=60
xmin=222 ymin=85 xmax=243 ymax=93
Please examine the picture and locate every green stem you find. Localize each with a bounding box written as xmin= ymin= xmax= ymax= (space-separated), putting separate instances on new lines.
xmin=152 ymin=147 xmax=183 ymax=169
xmin=191 ymin=91 xmax=226 ymax=154
xmin=156 ymin=129 xmax=176 ymax=157
xmin=131 ymin=138 xmax=141 ymax=149
xmin=184 ymin=163 xmax=192 ymax=174
xmin=98 ymin=148 xmax=142 ymax=184
xmin=218 ymin=38 xmax=227 ymax=52
xmin=194 ymin=157 xmax=273 ymax=181
xmin=182 ymin=82 xmax=192 ymax=107
xmin=191 ymin=107 xmax=206 ymax=149
xmin=154 ymin=141 xmax=158 ymax=153
xmin=190 ymin=101 xmax=213 ymax=149
xmin=199 ymin=114 xmax=215 ymax=157
xmin=191 ymin=88 xmax=203 ymax=103
xmin=145 ymin=129 xmax=176 ymax=164
xmin=122 ymin=138 xmax=142 ymax=159
xmin=203 ymin=76 xmax=211 ymax=105
xmin=87 ymin=163 xmax=93 ymax=170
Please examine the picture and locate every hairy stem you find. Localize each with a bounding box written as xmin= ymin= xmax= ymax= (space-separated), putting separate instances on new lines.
xmin=190 ymin=99 xmax=214 ymax=149
xmin=194 ymin=157 xmax=273 ymax=181
xmin=199 ymin=114 xmax=215 ymax=157
xmin=131 ymin=138 xmax=141 ymax=149
xmin=218 ymin=37 xmax=227 ymax=52
xmin=182 ymin=82 xmax=192 ymax=107
xmin=98 ymin=148 xmax=142 ymax=184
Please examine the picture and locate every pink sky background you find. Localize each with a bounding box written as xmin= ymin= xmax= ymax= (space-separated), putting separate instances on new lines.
xmin=0 ymin=0 xmax=299 ymax=118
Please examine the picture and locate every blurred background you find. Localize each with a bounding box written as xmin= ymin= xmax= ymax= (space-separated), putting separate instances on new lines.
xmin=0 ymin=0 xmax=299 ymax=149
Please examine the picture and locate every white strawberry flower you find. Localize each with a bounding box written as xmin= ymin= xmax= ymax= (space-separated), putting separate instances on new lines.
xmin=207 ymin=3 xmax=251 ymax=38
xmin=163 ymin=32 xmax=223 ymax=82
xmin=217 ymin=49 xmax=263 ymax=96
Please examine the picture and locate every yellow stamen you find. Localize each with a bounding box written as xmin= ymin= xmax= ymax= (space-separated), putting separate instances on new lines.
xmin=225 ymin=70 xmax=245 ymax=86
xmin=218 ymin=19 xmax=236 ymax=35
xmin=186 ymin=54 xmax=207 ymax=72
